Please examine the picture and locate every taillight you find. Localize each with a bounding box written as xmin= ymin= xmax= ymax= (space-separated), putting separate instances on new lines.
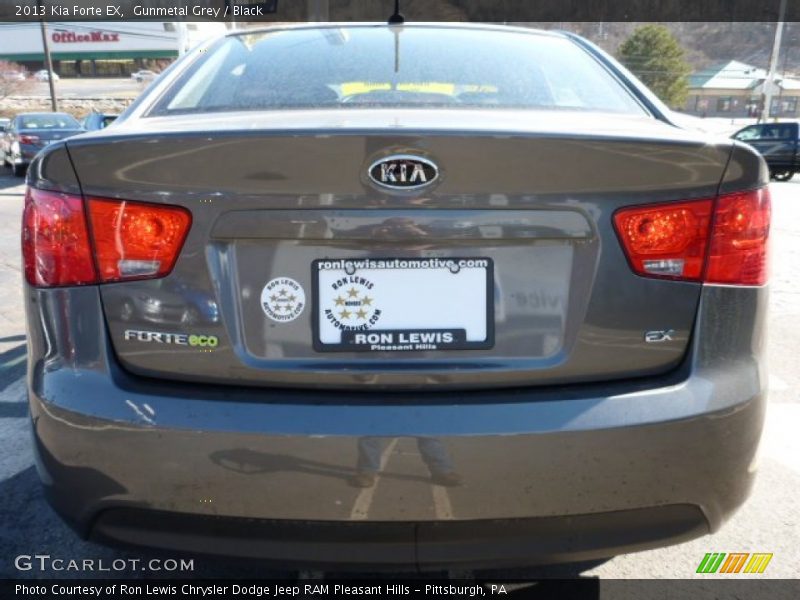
xmin=705 ymin=188 xmax=770 ymax=285
xmin=87 ymin=198 xmax=191 ymax=282
xmin=19 ymin=134 xmax=40 ymax=145
xmin=22 ymin=187 xmax=191 ymax=287
xmin=613 ymin=199 xmax=713 ymax=280
xmin=613 ymin=187 xmax=770 ymax=286
xmin=22 ymin=188 xmax=96 ymax=287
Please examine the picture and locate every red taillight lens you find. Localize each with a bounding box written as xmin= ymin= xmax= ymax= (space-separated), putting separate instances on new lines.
xmin=613 ymin=199 xmax=713 ymax=281
xmin=22 ymin=188 xmax=96 ymax=286
xmin=87 ymin=198 xmax=191 ymax=283
xmin=705 ymin=188 xmax=771 ymax=285
xmin=19 ymin=134 xmax=40 ymax=145
xmin=22 ymin=188 xmax=192 ymax=287
xmin=613 ymin=187 xmax=770 ymax=286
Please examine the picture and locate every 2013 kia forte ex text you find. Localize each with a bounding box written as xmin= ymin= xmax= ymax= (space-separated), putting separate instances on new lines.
xmin=23 ymin=23 xmax=770 ymax=571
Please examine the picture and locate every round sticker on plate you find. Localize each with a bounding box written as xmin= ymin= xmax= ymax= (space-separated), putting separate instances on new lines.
xmin=260 ymin=277 xmax=306 ymax=323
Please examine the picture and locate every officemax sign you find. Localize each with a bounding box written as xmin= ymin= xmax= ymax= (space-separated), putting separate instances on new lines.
xmin=52 ymin=31 xmax=120 ymax=43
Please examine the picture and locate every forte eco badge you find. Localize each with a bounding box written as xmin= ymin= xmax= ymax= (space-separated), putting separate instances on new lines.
xmin=124 ymin=330 xmax=219 ymax=347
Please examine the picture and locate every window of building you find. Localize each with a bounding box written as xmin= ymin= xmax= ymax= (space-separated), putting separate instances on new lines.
xmin=717 ymin=97 xmax=732 ymax=112
xmin=773 ymin=97 xmax=798 ymax=114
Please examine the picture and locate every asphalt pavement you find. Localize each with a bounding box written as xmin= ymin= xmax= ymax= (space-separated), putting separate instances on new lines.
xmin=21 ymin=77 xmax=143 ymax=99
xmin=0 ymin=165 xmax=797 ymax=581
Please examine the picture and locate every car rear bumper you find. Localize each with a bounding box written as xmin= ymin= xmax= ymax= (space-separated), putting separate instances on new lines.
xmin=89 ymin=505 xmax=708 ymax=571
xmin=26 ymin=284 xmax=767 ymax=569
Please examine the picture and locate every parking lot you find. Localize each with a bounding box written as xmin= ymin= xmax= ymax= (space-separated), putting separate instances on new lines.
xmin=21 ymin=77 xmax=144 ymax=99
xmin=0 ymin=165 xmax=798 ymax=580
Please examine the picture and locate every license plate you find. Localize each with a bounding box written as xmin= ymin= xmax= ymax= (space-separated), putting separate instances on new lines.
xmin=312 ymin=257 xmax=494 ymax=352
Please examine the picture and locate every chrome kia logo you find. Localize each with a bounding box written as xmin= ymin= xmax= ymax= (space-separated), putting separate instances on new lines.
xmin=368 ymin=155 xmax=439 ymax=190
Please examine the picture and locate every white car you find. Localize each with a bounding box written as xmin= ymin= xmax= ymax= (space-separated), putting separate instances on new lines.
xmin=131 ymin=69 xmax=157 ymax=83
xmin=1 ymin=71 xmax=26 ymax=81
xmin=34 ymin=70 xmax=59 ymax=82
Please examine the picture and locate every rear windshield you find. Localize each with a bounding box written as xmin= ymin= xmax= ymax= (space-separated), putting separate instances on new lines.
xmin=19 ymin=114 xmax=80 ymax=129
xmin=152 ymin=26 xmax=645 ymax=116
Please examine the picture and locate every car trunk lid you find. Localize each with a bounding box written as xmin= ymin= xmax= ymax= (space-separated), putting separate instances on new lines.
xmin=65 ymin=110 xmax=731 ymax=390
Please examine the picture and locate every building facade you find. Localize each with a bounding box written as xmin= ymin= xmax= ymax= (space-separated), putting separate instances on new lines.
xmin=684 ymin=60 xmax=800 ymax=119
xmin=0 ymin=22 xmax=226 ymax=77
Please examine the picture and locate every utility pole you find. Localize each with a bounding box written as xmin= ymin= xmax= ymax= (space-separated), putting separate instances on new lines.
xmin=177 ymin=22 xmax=188 ymax=56
xmin=36 ymin=0 xmax=58 ymax=112
xmin=307 ymin=0 xmax=329 ymax=21
xmin=761 ymin=0 xmax=787 ymax=122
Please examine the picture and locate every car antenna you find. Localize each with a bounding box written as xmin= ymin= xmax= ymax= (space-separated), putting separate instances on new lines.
xmin=388 ymin=0 xmax=404 ymax=25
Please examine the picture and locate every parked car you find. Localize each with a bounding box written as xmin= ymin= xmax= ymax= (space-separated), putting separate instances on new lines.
xmin=732 ymin=121 xmax=799 ymax=181
xmin=131 ymin=69 xmax=157 ymax=83
xmin=1 ymin=70 xmax=26 ymax=81
xmin=82 ymin=112 xmax=118 ymax=131
xmin=103 ymin=278 xmax=220 ymax=326
xmin=1 ymin=112 xmax=83 ymax=176
xmin=24 ymin=23 xmax=770 ymax=571
xmin=34 ymin=69 xmax=59 ymax=81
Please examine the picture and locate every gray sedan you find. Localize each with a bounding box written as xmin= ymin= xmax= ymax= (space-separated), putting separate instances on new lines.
xmin=2 ymin=112 xmax=83 ymax=176
xmin=22 ymin=23 xmax=769 ymax=572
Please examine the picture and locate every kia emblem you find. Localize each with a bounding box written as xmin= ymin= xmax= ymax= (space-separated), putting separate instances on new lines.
xmin=368 ymin=155 xmax=439 ymax=190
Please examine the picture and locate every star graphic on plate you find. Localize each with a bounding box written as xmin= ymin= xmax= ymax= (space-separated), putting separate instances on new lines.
xmin=287 ymin=294 xmax=296 ymax=302
xmin=279 ymin=289 xmax=288 ymax=297
xmin=339 ymin=309 xmax=352 ymax=320
xmin=361 ymin=296 xmax=373 ymax=306
xmin=355 ymin=309 xmax=368 ymax=320
xmin=347 ymin=288 xmax=359 ymax=298
xmin=270 ymin=294 xmax=278 ymax=302
xmin=334 ymin=296 xmax=345 ymax=306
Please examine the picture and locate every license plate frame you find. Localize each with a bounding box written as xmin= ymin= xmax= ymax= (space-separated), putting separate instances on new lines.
xmin=311 ymin=257 xmax=495 ymax=353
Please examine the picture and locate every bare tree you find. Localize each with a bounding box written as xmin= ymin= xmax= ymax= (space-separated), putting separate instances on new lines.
xmin=0 ymin=61 xmax=35 ymax=101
